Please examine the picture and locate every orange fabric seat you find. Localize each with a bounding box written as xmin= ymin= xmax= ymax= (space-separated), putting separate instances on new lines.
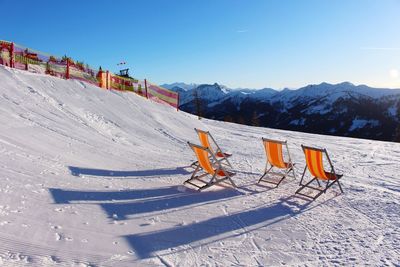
xmin=216 ymin=169 xmax=235 ymax=177
xmin=258 ymin=138 xmax=296 ymax=187
xmin=264 ymin=141 xmax=291 ymax=169
xmin=192 ymin=145 xmax=215 ymax=175
xmin=215 ymin=152 xmax=231 ymax=158
xmin=324 ymin=172 xmax=340 ymax=180
xmin=304 ymin=148 xmax=335 ymax=180
xmin=198 ymin=131 xmax=212 ymax=150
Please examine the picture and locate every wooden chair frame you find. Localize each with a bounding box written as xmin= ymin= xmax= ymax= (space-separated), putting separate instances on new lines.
xmin=296 ymin=145 xmax=344 ymax=200
xmin=258 ymin=138 xmax=296 ymax=187
xmin=190 ymin=128 xmax=233 ymax=168
xmin=185 ymin=142 xmax=236 ymax=191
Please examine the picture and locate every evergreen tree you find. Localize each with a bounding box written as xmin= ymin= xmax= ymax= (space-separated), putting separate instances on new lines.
xmin=251 ymin=111 xmax=260 ymax=127
xmin=394 ymin=102 xmax=400 ymax=142
xmin=224 ymin=115 xmax=233 ymax=122
xmin=61 ymin=55 xmax=69 ymax=63
xmin=238 ymin=116 xmax=246 ymax=125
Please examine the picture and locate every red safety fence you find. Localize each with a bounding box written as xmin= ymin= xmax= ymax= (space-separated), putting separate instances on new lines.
xmin=146 ymin=81 xmax=179 ymax=109
xmin=0 ymin=40 xmax=13 ymax=67
xmin=0 ymin=40 xmax=180 ymax=110
xmin=14 ymin=43 xmax=68 ymax=78
xmin=68 ymin=60 xmax=99 ymax=86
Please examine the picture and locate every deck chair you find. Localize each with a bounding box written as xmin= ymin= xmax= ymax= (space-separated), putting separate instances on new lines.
xmin=258 ymin=138 xmax=296 ymax=187
xmin=191 ymin=128 xmax=233 ymax=168
xmin=295 ymin=145 xmax=344 ymax=200
xmin=185 ymin=142 xmax=236 ymax=191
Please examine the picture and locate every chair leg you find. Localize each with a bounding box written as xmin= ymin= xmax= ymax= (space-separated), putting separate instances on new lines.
xmin=296 ymin=176 xmax=344 ymax=200
xmin=325 ymin=177 xmax=344 ymax=194
xmin=296 ymin=177 xmax=317 ymax=194
xmin=323 ymin=180 xmax=330 ymax=193
xmin=337 ymin=179 xmax=344 ymax=193
xmin=275 ymin=173 xmax=287 ymax=187
xmin=290 ymin=164 xmax=297 ymax=180
xmin=208 ymin=173 xmax=217 ymax=186
xmin=190 ymin=160 xmax=199 ymax=168
xmin=296 ymin=177 xmax=328 ymax=200
xmin=276 ymin=166 xmax=294 ymax=186
xmin=258 ymin=166 xmax=273 ymax=183
xmin=228 ymin=176 xmax=237 ymax=188
xmin=223 ymin=157 xmax=233 ymax=169
xmin=190 ymin=165 xmax=200 ymax=179
xmin=198 ymin=176 xmax=229 ymax=191
xmin=259 ymin=165 xmax=293 ymax=188
xmin=211 ymin=156 xmax=231 ymax=170
xmin=299 ymin=166 xmax=307 ymax=186
xmin=184 ymin=172 xmax=209 ymax=185
xmin=312 ymin=188 xmax=326 ymax=200
xmin=184 ymin=165 xmax=207 ymax=186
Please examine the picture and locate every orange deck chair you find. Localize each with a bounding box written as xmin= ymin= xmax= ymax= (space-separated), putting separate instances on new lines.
xmin=185 ymin=142 xmax=236 ymax=191
xmin=258 ymin=138 xmax=296 ymax=187
xmin=191 ymin=128 xmax=233 ymax=168
xmin=295 ymin=145 xmax=344 ymax=200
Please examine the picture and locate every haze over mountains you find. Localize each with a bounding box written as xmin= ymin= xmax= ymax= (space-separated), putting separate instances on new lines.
xmin=162 ymin=82 xmax=400 ymax=142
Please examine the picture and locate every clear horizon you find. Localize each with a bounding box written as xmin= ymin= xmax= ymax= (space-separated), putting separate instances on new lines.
xmin=2 ymin=0 xmax=399 ymax=89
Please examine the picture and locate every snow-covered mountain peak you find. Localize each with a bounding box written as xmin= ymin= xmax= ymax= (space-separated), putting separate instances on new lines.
xmin=194 ymin=83 xmax=226 ymax=99
xmin=274 ymin=82 xmax=400 ymax=104
xmin=161 ymin=82 xmax=198 ymax=91
xmin=169 ymin=81 xmax=400 ymax=111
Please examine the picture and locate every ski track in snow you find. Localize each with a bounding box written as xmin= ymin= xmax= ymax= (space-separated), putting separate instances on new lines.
xmin=0 ymin=66 xmax=399 ymax=266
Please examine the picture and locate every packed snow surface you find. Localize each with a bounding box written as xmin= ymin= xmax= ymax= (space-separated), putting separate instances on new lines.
xmin=0 ymin=66 xmax=399 ymax=266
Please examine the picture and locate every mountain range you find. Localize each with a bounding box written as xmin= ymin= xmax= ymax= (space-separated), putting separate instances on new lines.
xmin=161 ymin=82 xmax=400 ymax=142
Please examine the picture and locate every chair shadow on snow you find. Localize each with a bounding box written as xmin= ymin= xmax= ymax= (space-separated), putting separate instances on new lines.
xmin=49 ymin=185 xmax=242 ymax=219
xmin=68 ymin=166 xmax=191 ymax=178
xmin=100 ymin=189 xmax=242 ymax=220
xmin=50 ymin=167 xmax=339 ymax=260
xmin=125 ymin=194 xmax=332 ymax=259
xmin=50 ymin=186 xmax=187 ymax=204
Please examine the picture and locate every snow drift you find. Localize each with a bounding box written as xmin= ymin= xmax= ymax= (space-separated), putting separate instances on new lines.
xmin=0 ymin=65 xmax=399 ymax=266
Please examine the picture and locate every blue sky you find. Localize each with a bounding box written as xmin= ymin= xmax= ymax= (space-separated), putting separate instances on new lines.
xmin=1 ymin=0 xmax=400 ymax=89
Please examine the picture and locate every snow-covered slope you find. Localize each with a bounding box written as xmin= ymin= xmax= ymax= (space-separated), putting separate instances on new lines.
xmin=0 ymin=65 xmax=399 ymax=266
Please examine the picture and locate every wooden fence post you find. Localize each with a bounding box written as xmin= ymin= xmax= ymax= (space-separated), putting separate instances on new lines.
xmin=66 ymin=59 xmax=70 ymax=79
xmin=144 ymin=79 xmax=149 ymax=99
xmin=10 ymin=42 xmax=15 ymax=68
xmin=177 ymin=93 xmax=180 ymax=111
xmin=106 ymin=71 xmax=110 ymax=89
xmin=25 ymin=49 xmax=28 ymax=70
